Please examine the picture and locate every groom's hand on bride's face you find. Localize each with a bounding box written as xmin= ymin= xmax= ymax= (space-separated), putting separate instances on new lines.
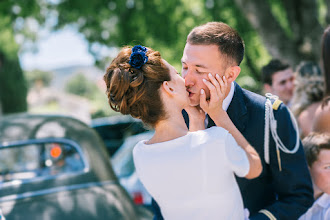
xmin=200 ymin=73 xmax=228 ymax=117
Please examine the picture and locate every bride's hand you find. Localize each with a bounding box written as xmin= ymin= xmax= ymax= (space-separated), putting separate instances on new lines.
xmin=184 ymin=105 xmax=205 ymax=131
xmin=200 ymin=73 xmax=228 ymax=126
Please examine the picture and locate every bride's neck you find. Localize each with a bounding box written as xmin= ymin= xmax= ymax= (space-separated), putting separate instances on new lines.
xmin=147 ymin=112 xmax=188 ymax=144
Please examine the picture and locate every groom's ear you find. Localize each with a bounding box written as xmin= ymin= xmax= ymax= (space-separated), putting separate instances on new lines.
xmin=162 ymin=81 xmax=175 ymax=96
xmin=225 ymin=66 xmax=241 ymax=83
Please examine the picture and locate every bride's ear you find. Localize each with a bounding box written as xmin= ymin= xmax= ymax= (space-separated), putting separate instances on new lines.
xmin=162 ymin=81 xmax=175 ymax=96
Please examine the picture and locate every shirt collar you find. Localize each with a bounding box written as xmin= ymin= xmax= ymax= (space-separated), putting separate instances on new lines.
xmin=222 ymin=82 xmax=235 ymax=111
xmin=315 ymin=193 xmax=330 ymax=208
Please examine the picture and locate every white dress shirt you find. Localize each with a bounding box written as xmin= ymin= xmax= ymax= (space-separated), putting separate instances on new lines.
xmin=299 ymin=193 xmax=330 ymax=220
xmin=222 ymin=81 xmax=235 ymax=111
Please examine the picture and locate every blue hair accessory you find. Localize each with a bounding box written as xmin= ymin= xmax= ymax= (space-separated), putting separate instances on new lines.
xmin=129 ymin=45 xmax=148 ymax=69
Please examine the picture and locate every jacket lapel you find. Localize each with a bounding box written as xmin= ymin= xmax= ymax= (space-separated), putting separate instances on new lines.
xmin=227 ymin=82 xmax=248 ymax=132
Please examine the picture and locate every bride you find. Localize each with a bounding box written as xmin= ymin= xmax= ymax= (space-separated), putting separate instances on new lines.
xmin=104 ymin=45 xmax=262 ymax=220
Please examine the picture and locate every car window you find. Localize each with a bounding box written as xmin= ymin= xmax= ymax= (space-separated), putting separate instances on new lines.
xmin=0 ymin=141 xmax=85 ymax=183
xmin=92 ymin=118 xmax=148 ymax=156
xmin=112 ymin=131 xmax=154 ymax=177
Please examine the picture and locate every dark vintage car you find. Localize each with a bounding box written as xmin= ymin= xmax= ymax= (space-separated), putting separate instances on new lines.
xmin=111 ymin=131 xmax=154 ymax=208
xmin=0 ymin=113 xmax=152 ymax=220
xmin=90 ymin=115 xmax=148 ymax=156
xmin=90 ymin=116 xmax=153 ymax=207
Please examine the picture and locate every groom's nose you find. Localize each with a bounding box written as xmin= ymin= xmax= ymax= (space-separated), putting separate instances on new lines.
xmin=184 ymin=71 xmax=194 ymax=87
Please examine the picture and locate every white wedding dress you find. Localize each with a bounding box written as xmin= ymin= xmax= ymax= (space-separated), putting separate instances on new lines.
xmin=133 ymin=126 xmax=250 ymax=220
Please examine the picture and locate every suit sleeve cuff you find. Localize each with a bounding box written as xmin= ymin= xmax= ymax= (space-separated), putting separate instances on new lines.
xmin=258 ymin=209 xmax=277 ymax=220
xmin=249 ymin=209 xmax=277 ymax=220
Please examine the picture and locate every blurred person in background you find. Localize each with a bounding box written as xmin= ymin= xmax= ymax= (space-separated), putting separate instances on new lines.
xmin=299 ymin=132 xmax=330 ymax=220
xmin=313 ymin=26 xmax=330 ymax=134
xmin=290 ymin=61 xmax=324 ymax=138
xmin=262 ymin=59 xmax=295 ymax=106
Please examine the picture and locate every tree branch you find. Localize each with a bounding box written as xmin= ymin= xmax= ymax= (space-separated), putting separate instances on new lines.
xmin=297 ymin=0 xmax=323 ymax=60
xmin=234 ymin=0 xmax=322 ymax=66
xmin=244 ymin=53 xmax=260 ymax=81
xmin=233 ymin=0 xmax=298 ymax=65
xmin=281 ymin=0 xmax=300 ymax=39
xmin=326 ymin=0 xmax=330 ymax=24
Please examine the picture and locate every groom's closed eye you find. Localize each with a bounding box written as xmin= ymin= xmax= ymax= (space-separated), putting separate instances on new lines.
xmin=196 ymin=69 xmax=208 ymax=74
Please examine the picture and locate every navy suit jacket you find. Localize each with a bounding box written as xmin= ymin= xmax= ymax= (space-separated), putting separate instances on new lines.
xmin=151 ymin=82 xmax=314 ymax=220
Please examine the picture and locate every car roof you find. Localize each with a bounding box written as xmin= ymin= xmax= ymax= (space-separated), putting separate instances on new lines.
xmin=0 ymin=113 xmax=89 ymax=141
xmin=90 ymin=115 xmax=143 ymax=128
xmin=0 ymin=113 xmax=118 ymax=195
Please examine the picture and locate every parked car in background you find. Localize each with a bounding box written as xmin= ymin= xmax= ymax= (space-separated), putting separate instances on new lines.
xmin=111 ymin=131 xmax=154 ymax=208
xmin=0 ymin=113 xmax=152 ymax=220
xmin=90 ymin=115 xmax=148 ymax=156
xmin=90 ymin=115 xmax=153 ymax=208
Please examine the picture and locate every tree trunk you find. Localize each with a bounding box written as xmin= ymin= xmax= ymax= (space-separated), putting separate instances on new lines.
xmin=233 ymin=0 xmax=323 ymax=67
xmin=326 ymin=0 xmax=330 ymax=24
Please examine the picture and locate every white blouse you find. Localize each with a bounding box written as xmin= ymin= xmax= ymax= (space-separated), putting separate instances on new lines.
xmin=133 ymin=127 xmax=250 ymax=220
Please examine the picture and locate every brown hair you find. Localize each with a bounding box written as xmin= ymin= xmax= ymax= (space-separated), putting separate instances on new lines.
xmin=290 ymin=61 xmax=324 ymax=117
xmin=261 ymin=59 xmax=291 ymax=85
xmin=302 ymin=132 xmax=330 ymax=167
xmin=187 ymin=22 xmax=245 ymax=66
xmin=103 ymin=46 xmax=170 ymax=127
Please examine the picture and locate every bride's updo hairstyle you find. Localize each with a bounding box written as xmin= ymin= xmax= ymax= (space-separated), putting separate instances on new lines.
xmin=104 ymin=45 xmax=170 ymax=127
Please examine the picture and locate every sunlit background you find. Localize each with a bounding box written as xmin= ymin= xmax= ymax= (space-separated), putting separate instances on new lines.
xmin=18 ymin=28 xmax=108 ymax=123
xmin=1 ymin=0 xmax=329 ymax=123
xmin=0 ymin=2 xmax=329 ymax=218
xmin=20 ymin=29 xmax=94 ymax=70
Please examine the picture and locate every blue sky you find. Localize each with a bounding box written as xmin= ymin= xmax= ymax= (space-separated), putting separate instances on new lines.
xmin=19 ymin=29 xmax=95 ymax=71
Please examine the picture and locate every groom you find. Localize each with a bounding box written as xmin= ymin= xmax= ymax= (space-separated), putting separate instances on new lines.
xmin=152 ymin=22 xmax=314 ymax=220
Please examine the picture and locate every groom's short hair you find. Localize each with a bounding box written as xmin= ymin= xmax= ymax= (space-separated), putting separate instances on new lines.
xmin=187 ymin=22 xmax=245 ymax=66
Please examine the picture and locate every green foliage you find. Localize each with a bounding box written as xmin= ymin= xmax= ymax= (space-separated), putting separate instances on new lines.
xmin=0 ymin=0 xmax=44 ymax=114
xmin=202 ymin=0 xmax=270 ymax=93
xmin=65 ymin=73 xmax=98 ymax=99
xmin=1 ymin=0 xmax=329 ymax=114
xmin=64 ymin=73 xmax=113 ymax=118
xmin=0 ymin=15 xmax=27 ymax=114
xmin=0 ymin=0 xmax=49 ymax=114
xmin=318 ymin=0 xmax=328 ymax=26
xmin=53 ymin=0 xmax=270 ymax=94
xmin=0 ymin=50 xmax=27 ymax=114
xmin=267 ymin=0 xmax=293 ymax=38
xmin=0 ymin=17 xmax=20 ymax=60
xmin=89 ymin=86 xmax=116 ymax=119
xmin=25 ymin=69 xmax=53 ymax=89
